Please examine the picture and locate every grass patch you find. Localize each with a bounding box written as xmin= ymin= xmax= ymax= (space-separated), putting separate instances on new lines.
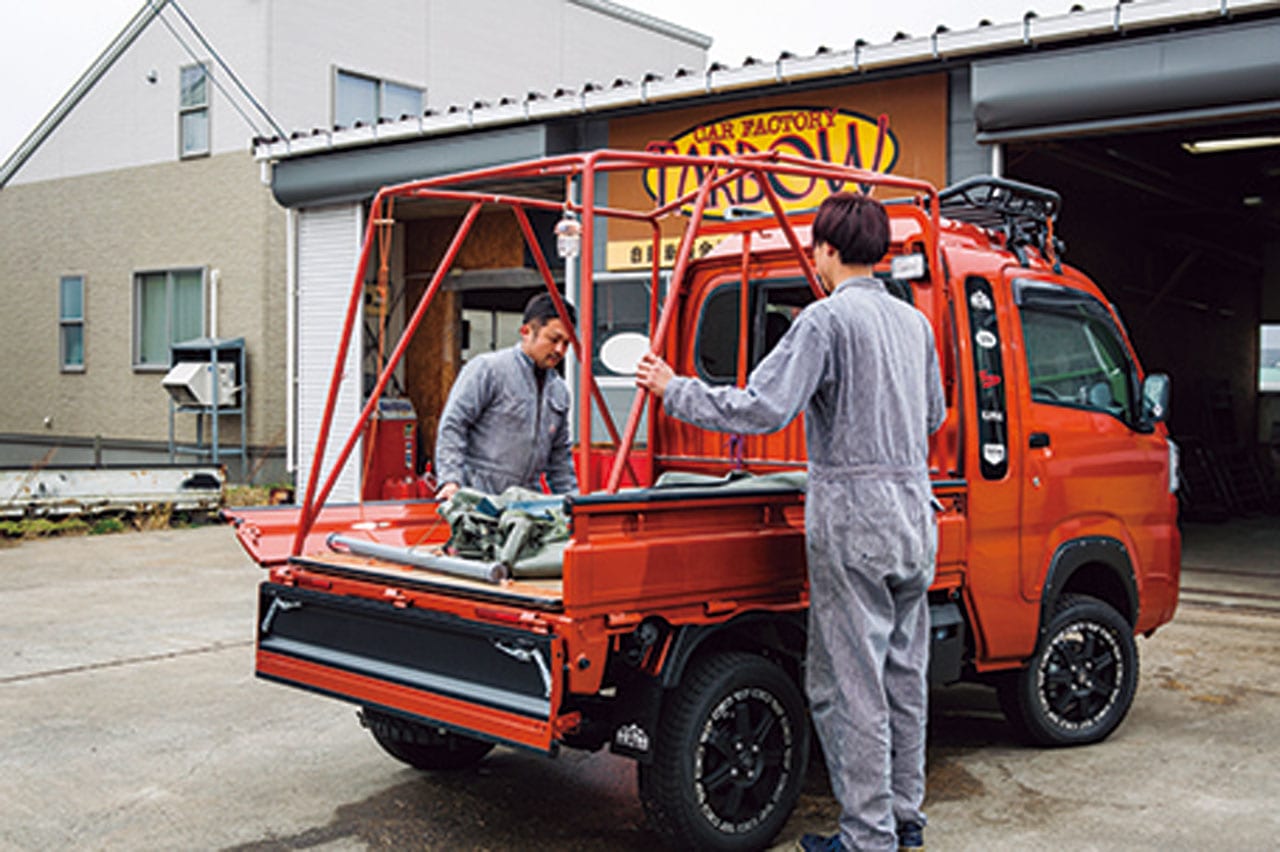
xmin=90 ymin=516 xmax=126 ymax=535
xmin=132 ymin=504 xmax=173 ymax=532
xmin=0 ymin=517 xmax=92 ymax=539
xmin=225 ymin=484 xmax=270 ymax=507
xmin=225 ymin=483 xmax=293 ymax=507
xmin=2 ymin=505 xmax=221 ymax=542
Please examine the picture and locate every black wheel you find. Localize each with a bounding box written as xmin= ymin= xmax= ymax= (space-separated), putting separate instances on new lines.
xmin=638 ymin=652 xmax=809 ymax=852
xmin=359 ymin=707 xmax=495 ymax=771
xmin=998 ymin=594 xmax=1138 ymax=746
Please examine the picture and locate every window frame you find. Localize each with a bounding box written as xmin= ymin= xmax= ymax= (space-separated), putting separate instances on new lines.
xmin=59 ymin=274 xmax=86 ymax=373
xmin=132 ymin=267 xmax=207 ymax=371
xmin=178 ymin=62 xmax=210 ymax=159
xmin=333 ymin=67 xmax=424 ymax=127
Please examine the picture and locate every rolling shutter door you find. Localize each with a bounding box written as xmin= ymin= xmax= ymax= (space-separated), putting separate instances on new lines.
xmin=972 ymin=18 xmax=1280 ymax=142
xmin=297 ymin=203 xmax=363 ymax=503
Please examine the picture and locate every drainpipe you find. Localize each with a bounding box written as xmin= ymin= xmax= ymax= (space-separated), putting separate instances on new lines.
xmin=285 ymin=206 xmax=297 ymax=475
xmin=209 ymin=268 xmax=220 ymax=338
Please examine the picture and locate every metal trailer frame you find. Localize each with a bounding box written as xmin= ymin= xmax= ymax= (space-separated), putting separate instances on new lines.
xmin=291 ymin=149 xmax=941 ymax=556
xmin=0 ymin=464 xmax=224 ymax=518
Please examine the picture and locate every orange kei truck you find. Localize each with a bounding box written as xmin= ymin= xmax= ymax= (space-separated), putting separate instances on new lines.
xmin=228 ymin=151 xmax=1180 ymax=851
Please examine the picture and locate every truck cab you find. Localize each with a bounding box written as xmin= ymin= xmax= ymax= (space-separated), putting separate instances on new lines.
xmin=227 ymin=155 xmax=1179 ymax=852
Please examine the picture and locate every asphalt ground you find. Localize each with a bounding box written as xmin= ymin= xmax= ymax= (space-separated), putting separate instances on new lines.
xmin=1 ymin=520 xmax=1278 ymax=851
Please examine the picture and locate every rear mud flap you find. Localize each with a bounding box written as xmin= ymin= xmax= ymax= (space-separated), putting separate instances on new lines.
xmin=255 ymin=582 xmax=560 ymax=752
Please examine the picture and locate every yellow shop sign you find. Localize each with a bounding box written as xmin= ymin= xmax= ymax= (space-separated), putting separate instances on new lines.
xmin=642 ymin=107 xmax=899 ymax=218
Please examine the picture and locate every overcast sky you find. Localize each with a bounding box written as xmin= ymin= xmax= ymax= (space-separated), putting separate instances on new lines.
xmin=0 ymin=0 xmax=1101 ymax=164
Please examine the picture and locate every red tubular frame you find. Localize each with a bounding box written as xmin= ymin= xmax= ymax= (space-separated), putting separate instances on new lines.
xmin=290 ymin=150 xmax=940 ymax=555
xmin=292 ymin=201 xmax=482 ymax=554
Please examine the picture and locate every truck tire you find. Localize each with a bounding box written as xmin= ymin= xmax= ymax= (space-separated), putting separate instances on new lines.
xmin=997 ymin=594 xmax=1138 ymax=746
xmin=359 ymin=707 xmax=494 ymax=771
xmin=638 ymin=652 xmax=809 ymax=852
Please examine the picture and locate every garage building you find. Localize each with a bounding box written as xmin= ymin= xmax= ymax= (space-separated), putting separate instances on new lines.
xmin=253 ymin=0 xmax=1280 ymax=511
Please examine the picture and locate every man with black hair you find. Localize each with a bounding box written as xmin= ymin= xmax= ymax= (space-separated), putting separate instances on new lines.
xmin=435 ymin=293 xmax=578 ymax=499
xmin=636 ymin=191 xmax=944 ymax=852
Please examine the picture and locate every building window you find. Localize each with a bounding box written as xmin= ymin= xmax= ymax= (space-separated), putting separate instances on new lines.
xmin=1262 ymin=324 xmax=1280 ymax=393
xmin=179 ymin=63 xmax=209 ymax=158
xmin=134 ymin=269 xmax=205 ymax=368
xmin=334 ymin=69 xmax=423 ymax=127
xmin=59 ymin=275 xmax=85 ymax=371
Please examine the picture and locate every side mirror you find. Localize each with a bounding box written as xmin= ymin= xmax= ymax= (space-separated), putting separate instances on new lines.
xmin=1141 ymin=373 xmax=1171 ymax=425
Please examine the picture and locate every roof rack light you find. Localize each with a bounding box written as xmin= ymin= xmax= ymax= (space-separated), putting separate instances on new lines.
xmin=1181 ymin=135 xmax=1280 ymax=155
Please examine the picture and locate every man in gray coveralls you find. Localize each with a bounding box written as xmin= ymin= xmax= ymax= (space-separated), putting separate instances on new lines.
xmin=434 ymin=293 xmax=578 ymax=500
xmin=635 ymin=192 xmax=944 ymax=852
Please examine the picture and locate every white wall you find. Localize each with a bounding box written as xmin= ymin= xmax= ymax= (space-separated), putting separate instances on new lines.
xmin=9 ymin=0 xmax=706 ymax=187
xmin=264 ymin=0 xmax=431 ymax=136
xmin=13 ymin=1 xmax=271 ymax=184
xmin=425 ymin=0 xmax=706 ymax=107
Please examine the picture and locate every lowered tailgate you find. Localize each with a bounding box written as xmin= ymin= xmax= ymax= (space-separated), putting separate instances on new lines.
xmin=256 ymin=582 xmax=564 ymax=752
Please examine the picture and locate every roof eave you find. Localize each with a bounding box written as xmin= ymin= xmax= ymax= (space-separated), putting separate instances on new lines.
xmin=252 ymin=0 xmax=1280 ymax=164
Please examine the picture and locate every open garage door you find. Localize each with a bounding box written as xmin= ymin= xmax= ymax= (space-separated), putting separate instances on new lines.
xmin=971 ymin=17 xmax=1280 ymax=517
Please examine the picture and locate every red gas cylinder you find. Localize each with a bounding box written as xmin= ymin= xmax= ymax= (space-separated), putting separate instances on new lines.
xmin=381 ymin=476 xmax=411 ymax=500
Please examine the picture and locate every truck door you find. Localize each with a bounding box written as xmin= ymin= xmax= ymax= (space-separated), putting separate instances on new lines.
xmin=1009 ymin=276 xmax=1169 ymax=604
xmin=959 ymin=274 xmax=1036 ymax=663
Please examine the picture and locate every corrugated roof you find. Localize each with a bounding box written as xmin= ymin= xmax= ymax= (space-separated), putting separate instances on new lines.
xmin=253 ymin=0 xmax=1280 ymax=162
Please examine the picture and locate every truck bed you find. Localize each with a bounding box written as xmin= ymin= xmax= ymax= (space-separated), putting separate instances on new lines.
xmin=291 ymin=551 xmax=565 ymax=609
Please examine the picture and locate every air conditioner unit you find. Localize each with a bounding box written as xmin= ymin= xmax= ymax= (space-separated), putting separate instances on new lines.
xmin=162 ymin=361 xmax=239 ymax=407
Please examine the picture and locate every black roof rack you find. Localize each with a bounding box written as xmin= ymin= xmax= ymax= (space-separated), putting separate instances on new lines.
xmin=938 ymin=176 xmax=1064 ymax=269
xmin=939 ymin=176 xmax=1059 ymax=231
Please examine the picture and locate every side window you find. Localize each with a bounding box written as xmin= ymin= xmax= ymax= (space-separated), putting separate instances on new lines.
xmin=60 ymin=275 xmax=85 ymax=372
xmin=134 ymin=269 xmax=205 ymax=368
xmin=753 ymin=280 xmax=813 ymax=364
xmin=335 ymin=70 xmax=378 ymax=127
xmin=1017 ymin=285 xmax=1134 ymax=420
xmin=179 ymin=64 xmax=209 ymax=158
xmin=695 ymin=278 xmax=815 ymax=385
xmin=335 ymin=69 xmax=424 ymax=127
xmin=695 ymin=284 xmax=744 ymax=383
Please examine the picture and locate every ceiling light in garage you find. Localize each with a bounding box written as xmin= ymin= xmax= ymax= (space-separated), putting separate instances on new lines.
xmin=1242 ymin=196 xmax=1264 ymax=207
xmin=1181 ymin=135 xmax=1280 ymax=155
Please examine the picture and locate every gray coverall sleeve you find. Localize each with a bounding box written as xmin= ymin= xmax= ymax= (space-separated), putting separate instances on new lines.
xmin=545 ymin=389 xmax=578 ymax=494
xmin=434 ymin=360 xmax=491 ymax=486
xmin=924 ymin=319 xmax=946 ymax=435
xmin=664 ymin=311 xmax=829 ymax=434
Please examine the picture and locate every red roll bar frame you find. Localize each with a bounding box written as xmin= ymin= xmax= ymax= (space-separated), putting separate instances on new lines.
xmin=290 ymin=150 xmax=940 ymax=556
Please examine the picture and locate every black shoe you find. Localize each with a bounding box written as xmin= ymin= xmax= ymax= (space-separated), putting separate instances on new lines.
xmin=897 ymin=820 xmax=925 ymax=851
xmin=795 ymin=832 xmax=845 ymax=851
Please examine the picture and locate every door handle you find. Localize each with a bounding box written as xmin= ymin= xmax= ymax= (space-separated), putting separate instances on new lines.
xmin=1029 ymin=432 xmax=1051 ymax=449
